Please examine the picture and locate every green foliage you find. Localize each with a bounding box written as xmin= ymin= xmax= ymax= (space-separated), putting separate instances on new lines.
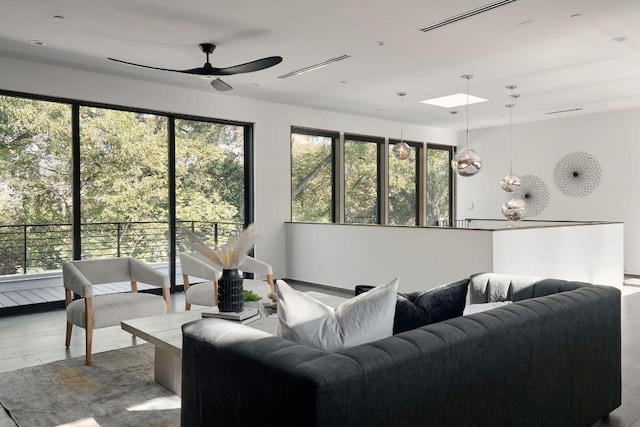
xmin=344 ymin=139 xmax=378 ymax=224
xmin=291 ymin=133 xmax=333 ymax=222
xmin=0 ymin=95 xmax=246 ymax=272
xmin=291 ymin=132 xmax=452 ymax=227
xmin=242 ymin=289 xmax=262 ymax=302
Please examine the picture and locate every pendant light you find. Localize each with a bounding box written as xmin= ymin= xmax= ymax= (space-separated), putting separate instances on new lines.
xmin=501 ymin=85 xmax=525 ymax=223
xmin=451 ymin=74 xmax=482 ymax=177
xmin=392 ymin=92 xmax=410 ymax=160
xmin=500 ymin=85 xmax=521 ymax=192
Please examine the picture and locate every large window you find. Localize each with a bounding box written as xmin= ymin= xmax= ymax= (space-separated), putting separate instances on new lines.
xmin=344 ymin=135 xmax=383 ymax=224
xmin=0 ymin=91 xmax=253 ymax=283
xmin=176 ymin=119 xmax=245 ymax=245
xmin=290 ymin=128 xmax=336 ymax=223
xmin=426 ymin=144 xmax=454 ymax=226
xmin=80 ymin=107 xmax=168 ymax=261
xmin=290 ymin=128 xmax=454 ymax=227
xmin=0 ymin=95 xmax=72 ymax=273
xmin=388 ymin=140 xmax=419 ymax=225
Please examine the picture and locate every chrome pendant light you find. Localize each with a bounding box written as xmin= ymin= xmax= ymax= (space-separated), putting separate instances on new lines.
xmin=501 ymin=85 xmax=525 ymax=222
xmin=500 ymin=85 xmax=521 ymax=192
xmin=451 ymin=75 xmax=482 ymax=177
xmin=392 ymin=92 xmax=410 ymax=160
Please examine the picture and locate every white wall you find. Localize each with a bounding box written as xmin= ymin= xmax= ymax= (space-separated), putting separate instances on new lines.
xmin=0 ymin=56 xmax=450 ymax=278
xmin=457 ymin=108 xmax=640 ymax=274
xmin=492 ymin=223 xmax=624 ymax=286
xmin=285 ymin=222 xmax=494 ymax=292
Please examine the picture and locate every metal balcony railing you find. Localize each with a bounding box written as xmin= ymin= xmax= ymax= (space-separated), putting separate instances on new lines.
xmin=0 ymin=220 xmax=242 ymax=275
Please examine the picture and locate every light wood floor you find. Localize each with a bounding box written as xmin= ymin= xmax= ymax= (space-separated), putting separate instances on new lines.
xmin=1 ymin=285 xmax=640 ymax=426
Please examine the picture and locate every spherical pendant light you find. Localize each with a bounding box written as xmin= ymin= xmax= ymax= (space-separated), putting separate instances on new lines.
xmin=500 ymin=174 xmax=521 ymax=192
xmin=451 ymin=148 xmax=482 ymax=177
xmin=452 ymin=75 xmax=482 ymax=177
xmin=392 ymin=92 xmax=411 ymax=160
xmin=501 ymin=198 xmax=525 ymax=222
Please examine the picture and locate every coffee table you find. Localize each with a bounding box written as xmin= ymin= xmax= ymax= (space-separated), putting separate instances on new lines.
xmin=121 ymin=306 xmax=278 ymax=396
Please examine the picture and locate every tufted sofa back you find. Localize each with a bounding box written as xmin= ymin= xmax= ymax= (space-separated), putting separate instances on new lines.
xmin=469 ymin=272 xmax=590 ymax=304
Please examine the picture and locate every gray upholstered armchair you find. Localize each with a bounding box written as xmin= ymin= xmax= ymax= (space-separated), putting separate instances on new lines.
xmin=179 ymin=252 xmax=221 ymax=310
xmin=63 ymin=257 xmax=171 ymax=365
xmin=179 ymin=252 xmax=276 ymax=310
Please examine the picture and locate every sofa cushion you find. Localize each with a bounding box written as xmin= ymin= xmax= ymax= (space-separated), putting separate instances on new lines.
xmin=356 ymin=278 xmax=469 ymax=334
xmin=277 ymin=278 xmax=398 ymax=351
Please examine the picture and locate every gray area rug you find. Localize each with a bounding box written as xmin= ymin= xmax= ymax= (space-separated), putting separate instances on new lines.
xmin=0 ymin=344 xmax=180 ymax=427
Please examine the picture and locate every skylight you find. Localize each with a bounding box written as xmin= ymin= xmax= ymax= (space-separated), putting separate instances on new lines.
xmin=420 ymin=93 xmax=489 ymax=108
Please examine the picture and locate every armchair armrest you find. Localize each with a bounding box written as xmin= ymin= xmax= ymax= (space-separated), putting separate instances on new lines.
xmin=62 ymin=261 xmax=94 ymax=297
xmin=128 ymin=257 xmax=170 ymax=288
xmin=179 ymin=253 xmax=221 ymax=281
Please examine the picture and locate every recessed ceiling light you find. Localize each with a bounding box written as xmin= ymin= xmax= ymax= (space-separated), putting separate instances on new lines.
xmin=612 ymin=36 xmax=627 ymax=42
xmin=340 ymin=80 xmax=347 ymax=84
xmin=375 ymin=41 xmax=386 ymax=46
xmin=29 ymin=40 xmax=46 ymax=46
xmin=420 ymin=93 xmax=489 ymax=108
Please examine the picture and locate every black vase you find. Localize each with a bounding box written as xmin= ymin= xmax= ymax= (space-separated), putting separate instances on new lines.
xmin=218 ymin=268 xmax=244 ymax=312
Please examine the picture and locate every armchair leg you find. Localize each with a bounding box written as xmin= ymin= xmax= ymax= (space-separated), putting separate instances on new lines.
xmin=65 ymin=322 xmax=72 ymax=348
xmin=183 ymin=275 xmax=191 ymax=311
xmin=85 ymin=297 xmax=93 ymax=366
xmin=163 ymin=288 xmax=171 ymax=313
xmin=85 ymin=327 xmax=92 ymax=366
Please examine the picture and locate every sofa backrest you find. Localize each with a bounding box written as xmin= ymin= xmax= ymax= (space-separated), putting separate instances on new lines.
xmin=469 ymin=272 xmax=589 ymax=304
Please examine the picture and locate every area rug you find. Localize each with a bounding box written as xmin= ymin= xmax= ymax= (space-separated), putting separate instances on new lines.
xmin=0 ymin=344 xmax=180 ymax=427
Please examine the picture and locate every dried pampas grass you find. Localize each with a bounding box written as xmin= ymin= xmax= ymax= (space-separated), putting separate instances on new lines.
xmin=183 ymin=224 xmax=256 ymax=269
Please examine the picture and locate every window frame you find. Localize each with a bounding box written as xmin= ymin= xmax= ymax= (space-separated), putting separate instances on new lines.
xmin=343 ymin=133 xmax=385 ymax=225
xmin=0 ymin=88 xmax=254 ymax=288
xmin=290 ymin=126 xmax=339 ymax=223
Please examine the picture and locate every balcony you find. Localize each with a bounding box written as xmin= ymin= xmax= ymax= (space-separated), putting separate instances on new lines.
xmin=0 ymin=220 xmax=242 ymax=314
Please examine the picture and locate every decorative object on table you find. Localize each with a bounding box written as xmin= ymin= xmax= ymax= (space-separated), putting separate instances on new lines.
xmin=510 ymin=174 xmax=550 ymax=218
xmin=500 ymin=85 xmax=522 ymax=192
xmin=451 ymin=74 xmax=482 ymax=177
xmin=553 ymin=151 xmax=602 ymax=197
xmin=392 ymin=91 xmax=411 ymax=160
xmin=201 ymin=306 xmax=260 ymax=324
xmin=184 ymin=224 xmax=256 ymax=313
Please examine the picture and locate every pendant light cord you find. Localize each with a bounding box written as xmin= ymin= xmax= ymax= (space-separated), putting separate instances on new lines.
xmin=511 ymin=91 xmax=519 ymax=174
xmin=465 ymin=77 xmax=470 ymax=150
xmin=400 ymin=94 xmax=404 ymax=143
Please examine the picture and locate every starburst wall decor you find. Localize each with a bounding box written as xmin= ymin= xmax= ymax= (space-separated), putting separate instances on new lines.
xmin=510 ymin=175 xmax=550 ymax=218
xmin=553 ymin=152 xmax=602 ymax=197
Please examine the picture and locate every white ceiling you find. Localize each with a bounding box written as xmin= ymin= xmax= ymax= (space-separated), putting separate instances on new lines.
xmin=1 ymin=0 xmax=640 ymax=130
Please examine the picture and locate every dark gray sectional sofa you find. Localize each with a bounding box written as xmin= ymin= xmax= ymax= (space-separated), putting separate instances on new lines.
xmin=181 ymin=273 xmax=621 ymax=427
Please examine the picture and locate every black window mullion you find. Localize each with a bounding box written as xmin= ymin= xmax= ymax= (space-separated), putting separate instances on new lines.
xmin=168 ymin=117 xmax=176 ymax=288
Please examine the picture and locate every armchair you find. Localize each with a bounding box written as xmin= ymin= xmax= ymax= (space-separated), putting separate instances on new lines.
xmin=179 ymin=252 xmax=276 ymax=310
xmin=63 ymin=257 xmax=171 ymax=365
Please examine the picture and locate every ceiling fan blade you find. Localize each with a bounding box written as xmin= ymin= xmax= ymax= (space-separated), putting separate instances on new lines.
xmin=215 ymin=56 xmax=283 ymax=75
xmin=211 ymin=78 xmax=233 ymax=91
xmin=108 ymin=57 xmax=195 ymax=73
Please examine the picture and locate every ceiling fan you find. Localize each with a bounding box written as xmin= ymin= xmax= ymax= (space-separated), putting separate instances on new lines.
xmin=108 ymin=43 xmax=283 ymax=91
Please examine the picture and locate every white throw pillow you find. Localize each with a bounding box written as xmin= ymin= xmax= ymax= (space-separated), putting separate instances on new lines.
xmin=463 ymin=301 xmax=513 ymax=316
xmin=276 ymin=278 xmax=399 ymax=352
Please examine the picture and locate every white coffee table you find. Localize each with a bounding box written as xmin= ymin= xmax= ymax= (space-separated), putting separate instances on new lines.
xmin=121 ymin=291 xmax=347 ymax=396
xmin=121 ymin=306 xmax=278 ymax=396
